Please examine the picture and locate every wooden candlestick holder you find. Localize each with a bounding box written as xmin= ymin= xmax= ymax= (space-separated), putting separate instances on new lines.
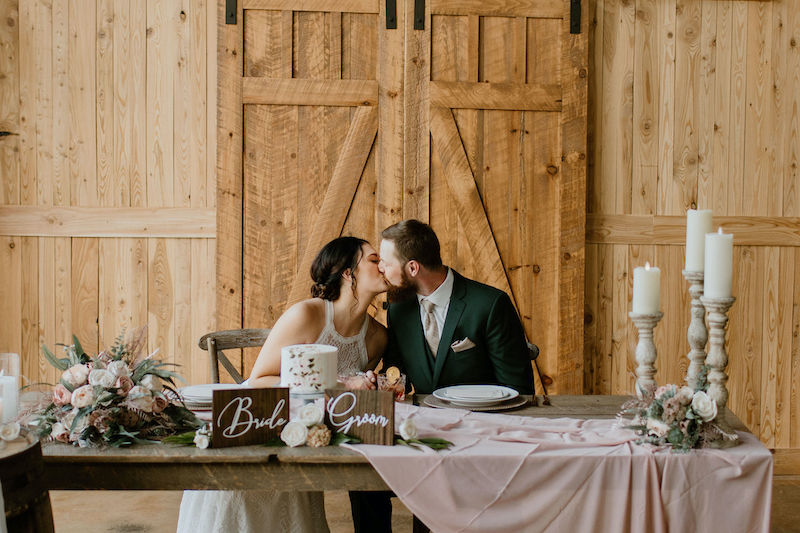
xmin=628 ymin=311 xmax=664 ymax=398
xmin=700 ymin=296 xmax=736 ymax=412
xmin=682 ymin=270 xmax=708 ymax=390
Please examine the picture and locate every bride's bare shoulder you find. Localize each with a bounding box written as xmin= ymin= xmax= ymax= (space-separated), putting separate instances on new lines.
xmin=280 ymin=298 xmax=325 ymax=324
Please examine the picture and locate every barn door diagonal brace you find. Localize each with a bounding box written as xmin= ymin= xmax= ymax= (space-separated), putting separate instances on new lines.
xmin=570 ymin=0 xmax=581 ymax=34
xmin=226 ymin=0 xmax=237 ymax=24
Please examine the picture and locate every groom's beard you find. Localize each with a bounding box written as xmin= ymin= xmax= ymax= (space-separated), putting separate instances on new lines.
xmin=385 ymin=271 xmax=417 ymax=303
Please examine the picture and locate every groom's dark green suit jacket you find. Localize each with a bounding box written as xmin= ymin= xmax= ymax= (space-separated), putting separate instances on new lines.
xmin=384 ymin=270 xmax=534 ymax=395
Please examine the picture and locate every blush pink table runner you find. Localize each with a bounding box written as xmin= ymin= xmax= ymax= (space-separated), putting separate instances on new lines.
xmin=344 ymin=403 xmax=772 ymax=533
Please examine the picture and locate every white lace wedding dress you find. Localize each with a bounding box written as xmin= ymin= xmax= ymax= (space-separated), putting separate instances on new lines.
xmin=176 ymin=300 xmax=370 ymax=533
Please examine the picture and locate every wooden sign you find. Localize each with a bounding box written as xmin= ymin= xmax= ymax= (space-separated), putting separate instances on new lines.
xmin=324 ymin=389 xmax=395 ymax=445
xmin=212 ymin=387 xmax=289 ymax=448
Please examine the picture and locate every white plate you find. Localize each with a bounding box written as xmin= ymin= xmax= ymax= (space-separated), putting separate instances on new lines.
xmin=179 ymin=383 xmax=243 ymax=402
xmin=432 ymin=385 xmax=519 ymax=407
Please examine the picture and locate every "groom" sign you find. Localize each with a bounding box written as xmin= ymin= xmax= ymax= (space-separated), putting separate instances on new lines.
xmin=212 ymin=388 xmax=290 ymax=448
xmin=325 ymin=389 xmax=395 ymax=445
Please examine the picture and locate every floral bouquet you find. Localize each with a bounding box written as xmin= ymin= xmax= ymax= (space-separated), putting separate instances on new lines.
xmin=618 ymin=381 xmax=737 ymax=452
xmin=26 ymin=329 xmax=201 ymax=447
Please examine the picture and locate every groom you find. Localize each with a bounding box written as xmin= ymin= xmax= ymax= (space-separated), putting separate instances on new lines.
xmin=349 ymin=219 xmax=534 ymax=533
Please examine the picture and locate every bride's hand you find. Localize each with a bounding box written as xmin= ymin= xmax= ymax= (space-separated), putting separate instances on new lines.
xmin=340 ymin=371 xmax=376 ymax=390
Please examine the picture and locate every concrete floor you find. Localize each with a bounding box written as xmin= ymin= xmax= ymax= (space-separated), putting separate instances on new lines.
xmin=49 ymin=480 xmax=800 ymax=532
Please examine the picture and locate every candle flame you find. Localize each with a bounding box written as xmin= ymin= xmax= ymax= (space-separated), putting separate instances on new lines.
xmin=645 ymin=262 xmax=651 ymax=270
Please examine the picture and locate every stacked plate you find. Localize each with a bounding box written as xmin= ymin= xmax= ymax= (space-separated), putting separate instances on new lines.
xmin=432 ymin=385 xmax=519 ymax=407
xmin=178 ymin=383 xmax=242 ymax=411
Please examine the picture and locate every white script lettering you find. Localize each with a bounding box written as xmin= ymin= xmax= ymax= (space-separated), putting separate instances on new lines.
xmin=326 ymin=392 xmax=389 ymax=434
xmin=217 ymin=397 xmax=287 ymax=438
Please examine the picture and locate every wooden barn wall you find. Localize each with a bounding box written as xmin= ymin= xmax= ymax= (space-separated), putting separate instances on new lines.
xmin=585 ymin=0 xmax=800 ymax=449
xmin=0 ymin=0 xmax=217 ymax=387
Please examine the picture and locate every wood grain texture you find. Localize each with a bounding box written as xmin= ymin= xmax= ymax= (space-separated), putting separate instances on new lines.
xmin=430 ymin=81 xmax=562 ymax=111
xmin=242 ymin=78 xmax=378 ymax=106
xmin=243 ymin=0 xmax=378 ymax=13
xmin=430 ymin=0 xmax=562 ymax=18
xmin=325 ymin=390 xmax=394 ymax=445
xmin=212 ymin=388 xmax=289 ymax=448
xmin=0 ymin=207 xmax=216 ymax=237
xmin=287 ymin=106 xmax=378 ymax=304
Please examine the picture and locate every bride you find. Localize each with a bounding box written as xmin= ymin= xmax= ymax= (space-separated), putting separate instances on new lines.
xmin=177 ymin=236 xmax=388 ymax=533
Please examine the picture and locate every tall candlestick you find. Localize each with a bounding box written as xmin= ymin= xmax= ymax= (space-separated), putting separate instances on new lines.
xmin=685 ymin=209 xmax=713 ymax=271
xmin=704 ymin=228 xmax=733 ymax=298
xmin=632 ymin=262 xmax=661 ymax=314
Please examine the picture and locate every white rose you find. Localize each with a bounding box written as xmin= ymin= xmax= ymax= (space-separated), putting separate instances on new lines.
xmin=677 ymin=386 xmax=694 ymax=405
xmin=62 ymin=364 xmax=90 ymax=388
xmin=127 ymin=385 xmax=155 ymax=412
xmin=107 ymin=360 xmax=131 ymax=377
xmin=691 ymin=391 xmax=718 ymax=422
xmin=193 ymin=433 xmax=210 ymax=449
xmin=71 ymin=385 xmax=95 ymax=408
xmin=51 ymin=422 xmax=69 ymax=441
xmin=0 ymin=422 xmax=20 ymax=441
xmin=88 ymin=369 xmax=116 ymax=388
xmin=139 ymin=374 xmax=162 ymax=392
xmin=298 ymin=403 xmax=324 ymax=427
xmin=399 ymin=418 xmax=418 ymax=441
xmin=280 ymin=421 xmax=308 ymax=447
xmin=646 ymin=417 xmax=670 ymax=438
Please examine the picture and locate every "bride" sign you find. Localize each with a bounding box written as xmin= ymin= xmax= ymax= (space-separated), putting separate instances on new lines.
xmin=325 ymin=389 xmax=395 ymax=445
xmin=212 ymin=388 xmax=290 ymax=448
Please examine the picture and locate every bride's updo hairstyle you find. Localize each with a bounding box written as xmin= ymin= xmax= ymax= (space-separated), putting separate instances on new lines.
xmin=310 ymin=236 xmax=369 ymax=300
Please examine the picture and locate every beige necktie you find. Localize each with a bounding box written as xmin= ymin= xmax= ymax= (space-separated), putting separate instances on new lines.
xmin=421 ymin=299 xmax=440 ymax=356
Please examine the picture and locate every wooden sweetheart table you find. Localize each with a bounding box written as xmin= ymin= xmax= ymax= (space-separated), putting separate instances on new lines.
xmin=41 ymin=395 xmax=750 ymax=491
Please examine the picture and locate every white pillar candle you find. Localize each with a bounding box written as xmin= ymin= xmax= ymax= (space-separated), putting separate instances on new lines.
xmin=0 ymin=375 xmax=17 ymax=423
xmin=704 ymin=228 xmax=733 ymax=298
xmin=632 ymin=262 xmax=661 ymax=314
xmin=685 ymin=209 xmax=713 ymax=271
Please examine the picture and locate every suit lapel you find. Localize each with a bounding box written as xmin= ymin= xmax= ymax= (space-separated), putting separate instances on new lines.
xmin=432 ymin=273 xmax=466 ymax=387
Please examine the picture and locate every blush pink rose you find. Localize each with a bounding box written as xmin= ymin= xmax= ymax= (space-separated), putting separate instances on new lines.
xmin=53 ymin=384 xmax=72 ymax=406
xmin=70 ymin=385 xmax=94 ymax=408
xmin=115 ymin=375 xmax=134 ymax=395
xmin=126 ymin=386 xmax=155 ymax=412
xmin=152 ymin=395 xmax=168 ymax=413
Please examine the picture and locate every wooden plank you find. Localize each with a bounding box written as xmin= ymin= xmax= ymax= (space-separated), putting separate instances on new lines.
xmin=0 ymin=237 xmax=22 ymax=373
xmin=376 ymin=0 xmax=404 ymax=233
xmin=696 ymin=0 xmax=716 ymax=210
xmin=287 ymin=106 xmax=378 ymax=304
xmin=53 ymin=237 xmax=72 ymax=375
xmin=114 ymin=0 xmax=132 ymax=207
xmin=99 ymin=238 xmax=148 ymax=350
xmin=242 ymin=78 xmax=378 ymax=106
xmin=52 ymin=0 xmax=69 ymax=207
xmin=631 ymin=2 xmax=660 ymax=215
xmin=35 ymin=0 xmax=54 ymax=208
xmin=243 ymin=0 xmax=378 ymax=13
xmin=760 ymin=247 xmax=780 ymax=447
xmin=656 ymin=0 xmax=675 ymax=216
xmin=430 ymin=0 xmax=562 ymax=19
xmin=595 ymin=244 xmax=613 ymax=394
xmin=583 ymin=244 xmax=598 ymax=393
xmin=586 ymin=214 xmax=800 ymax=246
xmin=430 ymin=81 xmax=562 ymax=111
xmin=672 ymin=0 xmax=700 ymax=215
xmin=131 ymin=0 xmax=147 ymax=208
xmin=191 ymin=238 xmax=214 ymax=385
xmin=793 ymin=247 xmax=800 ymax=447
xmin=610 ymin=244 xmax=629 ymax=395
xmin=429 ymin=105 xmax=513 ymax=298
xmin=38 ymin=236 xmax=57 ymax=384
xmin=206 ymin=0 xmax=218 ymax=210
xmin=558 ymin=0 xmax=588 ymax=393
xmin=71 ymin=238 xmax=99 ymax=355
xmin=586 ymin=0 xmax=603 ymax=215
xmin=727 ymin=245 xmax=762 ymax=434
xmin=783 ymin=0 xmax=800 ymax=217
xmin=774 ymin=449 xmax=800 ymax=475
xmin=0 ymin=207 xmax=216 ymax=237
xmin=652 ymin=245 xmax=687 ymax=387
xmin=217 ymin=0 xmax=243 ymax=332
xmin=174 ymin=239 xmax=192 ymax=384
xmin=728 ymin=0 xmax=747 ymax=215
xmin=68 ymin=0 xmax=97 ymax=207
xmin=711 ymin=0 xmax=732 ymax=215
xmin=0 ymin=0 xmax=20 ymax=204
xmin=147 ymin=0 xmax=175 ymax=208
xmin=17 ymin=0 xmax=36 ymax=207
xmin=97 ymin=0 xmax=114 ymax=206
xmin=402 ymin=0 xmax=430 ymax=220
xmin=776 ymin=247 xmax=794 ymax=447
xmin=771 ymin=0 xmax=789 ymax=218
xmin=174 ymin=0 xmax=193 ymax=208
xmin=21 ymin=237 xmax=40 ymax=383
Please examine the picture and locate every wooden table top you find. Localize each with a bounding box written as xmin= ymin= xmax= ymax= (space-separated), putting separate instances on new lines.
xmin=40 ymin=395 xmax=748 ymax=491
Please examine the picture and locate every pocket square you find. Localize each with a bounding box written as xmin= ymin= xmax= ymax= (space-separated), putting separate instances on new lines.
xmin=451 ymin=337 xmax=476 ymax=352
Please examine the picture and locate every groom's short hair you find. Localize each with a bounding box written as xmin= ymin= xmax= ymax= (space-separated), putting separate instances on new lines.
xmin=382 ymin=219 xmax=443 ymax=270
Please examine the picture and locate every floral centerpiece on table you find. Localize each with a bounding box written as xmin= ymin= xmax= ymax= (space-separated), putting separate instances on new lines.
xmin=27 ymin=329 xmax=201 ymax=447
xmin=618 ymin=374 xmax=737 ymax=452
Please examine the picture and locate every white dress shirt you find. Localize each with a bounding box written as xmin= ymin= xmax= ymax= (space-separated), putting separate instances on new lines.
xmin=417 ymin=268 xmax=454 ymax=338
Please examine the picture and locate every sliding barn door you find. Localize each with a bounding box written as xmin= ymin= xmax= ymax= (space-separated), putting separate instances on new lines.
xmin=412 ymin=1 xmax=587 ymax=393
xmin=218 ymin=0 xmax=587 ymax=392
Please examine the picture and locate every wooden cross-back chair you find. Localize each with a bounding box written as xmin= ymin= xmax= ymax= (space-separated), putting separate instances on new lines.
xmin=198 ymin=328 xmax=271 ymax=384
